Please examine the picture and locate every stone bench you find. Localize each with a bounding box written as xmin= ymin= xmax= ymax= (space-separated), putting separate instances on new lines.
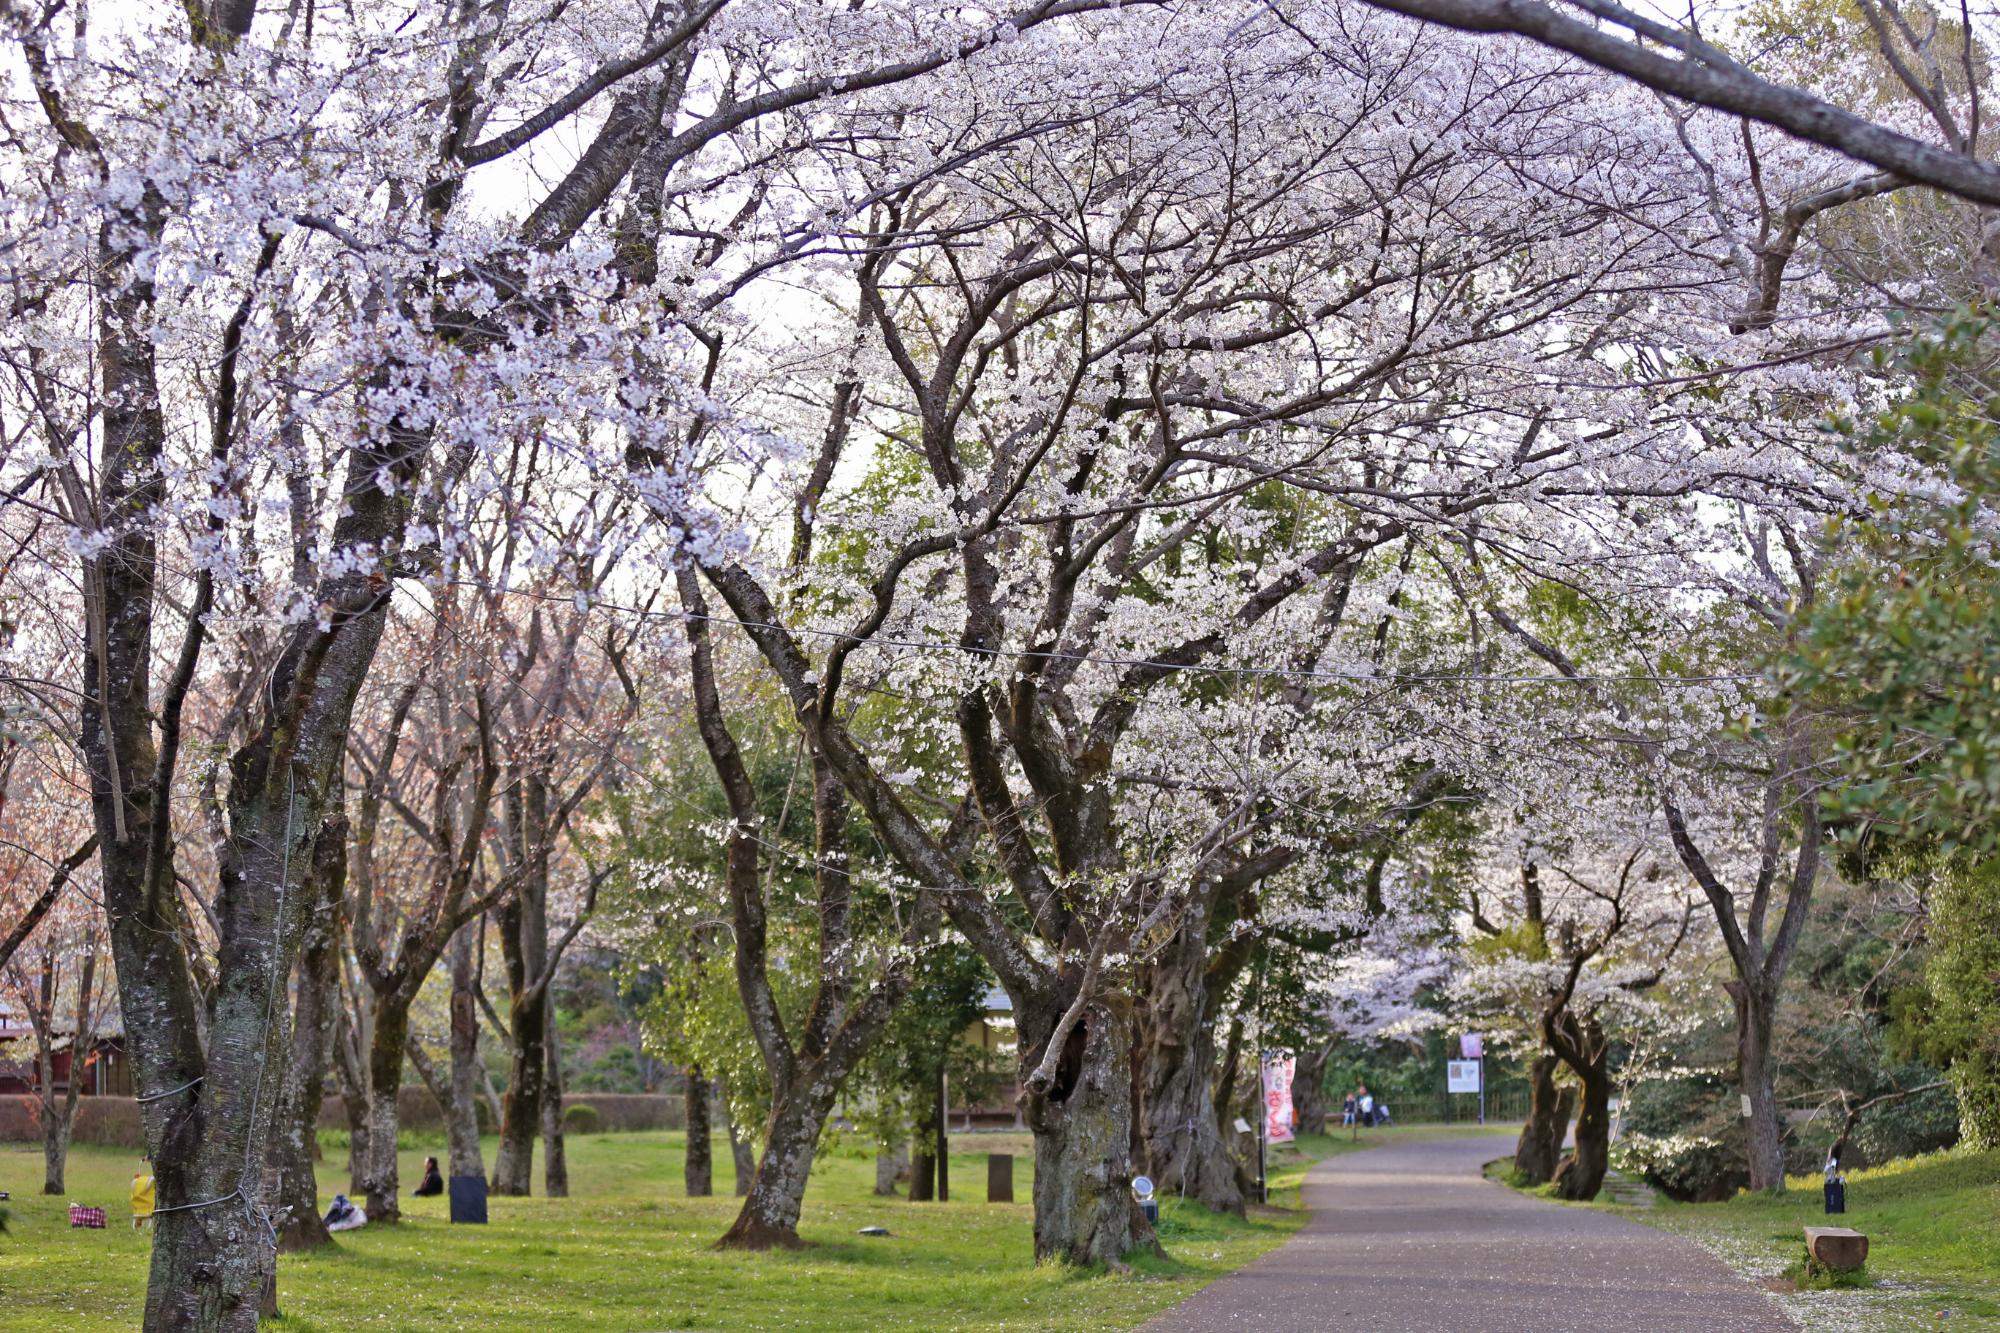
xmin=1804 ymin=1226 xmax=1869 ymax=1270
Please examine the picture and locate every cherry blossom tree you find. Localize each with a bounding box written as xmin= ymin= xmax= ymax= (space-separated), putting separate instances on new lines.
xmin=1457 ymin=788 xmax=1701 ymax=1199
xmin=2 ymin=0 xmax=1169 ymax=1320
xmin=637 ymin=0 xmax=1888 ymax=1259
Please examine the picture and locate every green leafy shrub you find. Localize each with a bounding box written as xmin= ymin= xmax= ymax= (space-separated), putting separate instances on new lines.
xmin=1610 ymin=1134 xmax=1747 ymax=1202
xmin=562 ymin=1102 xmax=602 ymax=1135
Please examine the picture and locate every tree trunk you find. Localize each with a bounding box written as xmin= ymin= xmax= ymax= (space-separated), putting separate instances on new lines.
xmin=332 ymin=1004 xmax=372 ymax=1196
xmin=276 ymin=821 xmax=345 ymax=1251
xmin=29 ymin=940 xmax=97 ymax=1195
xmin=446 ymin=925 xmax=485 ymax=1183
xmin=1293 ymin=1041 xmax=1332 ymax=1137
xmin=542 ymin=1006 xmax=568 ymax=1198
xmin=1212 ymin=1014 xmax=1245 ymax=1138
xmin=725 ymin=1099 xmax=754 ymax=1197
xmin=910 ymin=1070 xmax=940 ymax=1202
xmin=684 ymin=1068 xmax=713 ymax=1197
xmin=363 ymin=996 xmax=412 ymax=1223
xmin=1552 ymin=1053 xmax=1612 ymax=1202
xmin=1020 ymin=992 xmax=1155 ymax=1266
xmin=492 ymin=764 xmax=553 ymax=1197
xmin=936 ymin=1062 xmax=950 ymax=1203
xmin=1134 ymin=953 xmax=1244 ymax=1216
xmin=1732 ymin=981 xmax=1787 ymax=1193
xmin=1513 ymin=1053 xmax=1572 ymax=1186
xmin=491 ymin=994 xmax=544 ymax=1194
xmin=872 ymin=1141 xmax=906 ymax=1196
xmin=41 ymin=1090 xmax=73 ymax=1195
xmin=715 ymin=1083 xmax=838 ymax=1250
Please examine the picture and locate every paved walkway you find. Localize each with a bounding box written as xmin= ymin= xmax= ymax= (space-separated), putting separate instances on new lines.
xmin=1146 ymin=1135 xmax=1792 ymax=1332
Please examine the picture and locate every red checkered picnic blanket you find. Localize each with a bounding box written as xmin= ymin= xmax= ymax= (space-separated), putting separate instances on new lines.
xmin=68 ymin=1204 xmax=107 ymax=1229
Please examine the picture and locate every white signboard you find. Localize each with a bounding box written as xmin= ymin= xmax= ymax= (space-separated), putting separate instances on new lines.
xmin=1447 ymin=1059 xmax=1482 ymax=1094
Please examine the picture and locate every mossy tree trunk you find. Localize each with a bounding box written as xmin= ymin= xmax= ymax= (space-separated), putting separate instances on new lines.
xmin=276 ymin=821 xmax=345 ymax=1252
xmin=1020 ymin=990 xmax=1157 ymax=1267
xmin=1133 ymin=909 xmax=1257 ymax=1218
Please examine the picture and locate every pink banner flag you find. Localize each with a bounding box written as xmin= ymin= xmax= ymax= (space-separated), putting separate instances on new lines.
xmin=1262 ymin=1055 xmax=1296 ymax=1144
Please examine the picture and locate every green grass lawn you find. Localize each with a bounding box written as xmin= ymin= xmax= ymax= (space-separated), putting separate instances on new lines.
xmin=1496 ymin=1146 xmax=2000 ymax=1331
xmin=0 ymin=1122 xmax=1493 ymax=1332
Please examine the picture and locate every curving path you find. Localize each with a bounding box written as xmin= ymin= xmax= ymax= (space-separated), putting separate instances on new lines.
xmin=1146 ymin=1135 xmax=1792 ymax=1332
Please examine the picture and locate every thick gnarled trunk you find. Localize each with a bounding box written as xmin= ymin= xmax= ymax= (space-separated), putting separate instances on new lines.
xmin=1552 ymin=1055 xmax=1612 ymax=1201
xmin=1513 ymin=1053 xmax=1573 ymax=1186
xmin=1134 ymin=961 xmax=1244 ymax=1216
xmin=1021 ymin=993 xmax=1155 ymax=1267
xmin=1134 ymin=886 xmax=1253 ymax=1217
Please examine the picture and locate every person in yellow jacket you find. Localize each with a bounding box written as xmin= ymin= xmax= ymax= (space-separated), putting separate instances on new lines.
xmin=131 ymin=1159 xmax=155 ymax=1229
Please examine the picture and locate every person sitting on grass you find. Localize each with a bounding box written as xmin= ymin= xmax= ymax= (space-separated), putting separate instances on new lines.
xmin=130 ymin=1160 xmax=154 ymax=1230
xmin=324 ymin=1193 xmax=368 ymax=1232
xmin=414 ymin=1155 xmax=444 ymax=1197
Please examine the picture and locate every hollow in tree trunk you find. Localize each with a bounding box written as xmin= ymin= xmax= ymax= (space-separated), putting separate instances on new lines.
xmin=1020 ymin=991 xmax=1156 ymax=1267
xmin=684 ymin=1067 xmax=713 ymax=1197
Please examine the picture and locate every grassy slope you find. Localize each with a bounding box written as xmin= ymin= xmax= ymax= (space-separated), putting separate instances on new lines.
xmin=0 ymin=1122 xmax=1492 ymax=1332
xmin=1498 ymin=1147 xmax=2000 ymax=1331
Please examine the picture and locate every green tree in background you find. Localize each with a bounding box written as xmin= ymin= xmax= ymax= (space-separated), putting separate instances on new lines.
xmin=1790 ymin=308 xmax=2000 ymax=1147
